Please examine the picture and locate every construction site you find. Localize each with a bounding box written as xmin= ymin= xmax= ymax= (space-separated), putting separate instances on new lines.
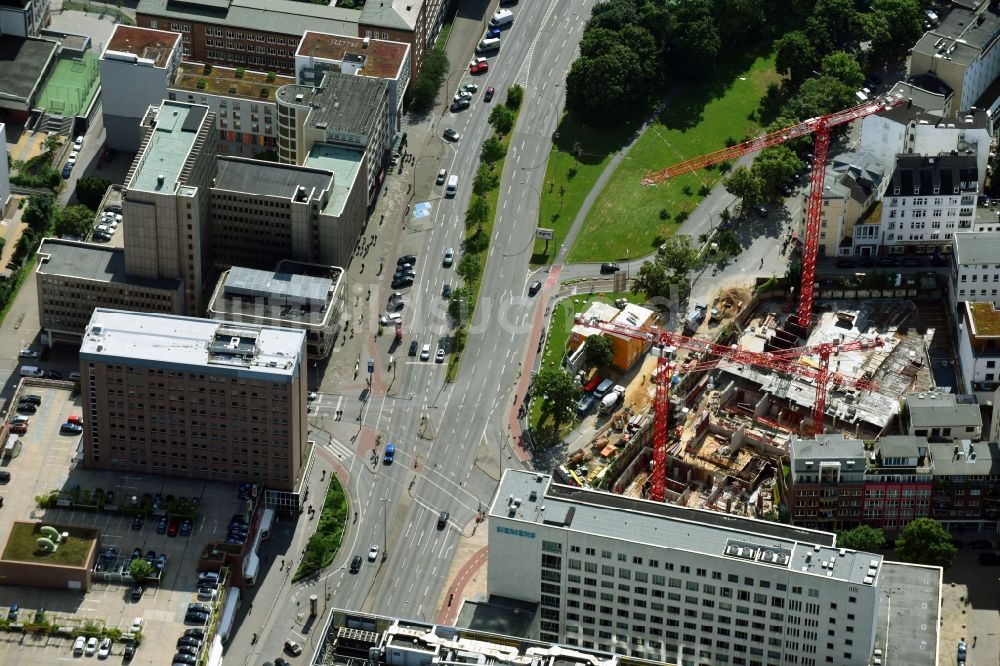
xmin=552 ymin=91 xmax=943 ymax=521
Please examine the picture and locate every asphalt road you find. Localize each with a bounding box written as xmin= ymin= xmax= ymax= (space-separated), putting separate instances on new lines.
xmin=236 ymin=0 xmax=598 ymax=660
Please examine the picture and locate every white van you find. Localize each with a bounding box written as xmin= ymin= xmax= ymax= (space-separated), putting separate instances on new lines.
xmin=490 ymin=9 xmax=513 ymax=27
xmin=476 ymin=37 xmax=501 ymax=54
xmin=20 ymin=366 xmax=44 ymax=378
xmin=446 ymin=174 xmax=459 ymax=197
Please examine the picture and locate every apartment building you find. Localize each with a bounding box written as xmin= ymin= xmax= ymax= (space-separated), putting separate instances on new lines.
xmin=804 ymin=151 xmax=886 ymax=258
xmin=957 ymin=300 xmax=1000 ymax=394
xmin=876 ymin=154 xmax=979 ymax=253
xmin=950 ymin=232 xmax=1000 ymax=309
xmin=135 ymin=0 xmax=442 ymax=79
xmin=276 ymin=71 xmax=389 ymax=205
xmin=860 ymin=436 xmax=934 ymax=533
xmin=860 ymin=105 xmax=992 ymax=184
xmin=167 ymin=61 xmax=292 ymax=157
xmin=295 ymin=31 xmax=411 ymax=139
xmin=0 ymin=0 xmax=50 ymax=38
xmin=906 ymin=391 xmax=983 ymax=441
xmin=489 ymin=470 xmax=885 ymax=666
xmin=208 ymin=156 xmax=363 ymax=271
xmin=100 ymin=24 xmax=182 ymax=152
xmin=79 ymin=308 xmax=308 ymax=492
xmin=928 ymin=439 xmax=1000 ymax=532
xmin=123 ymin=100 xmax=217 ymax=316
xmin=786 ymin=434 xmax=866 ymax=531
xmin=207 ymin=263 xmax=344 ymax=360
xmin=909 ymin=6 xmax=1000 ymax=115
xmin=35 ymin=238 xmax=183 ymax=344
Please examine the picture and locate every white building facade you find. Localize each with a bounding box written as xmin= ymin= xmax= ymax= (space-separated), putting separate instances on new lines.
xmin=950 ymin=232 xmax=1000 ymax=310
xmin=488 ymin=470 xmax=884 ymax=666
xmin=878 ymin=154 xmax=979 ymax=253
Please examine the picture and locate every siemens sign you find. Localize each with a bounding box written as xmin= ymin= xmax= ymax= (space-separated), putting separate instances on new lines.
xmin=496 ymin=525 xmax=535 ymax=539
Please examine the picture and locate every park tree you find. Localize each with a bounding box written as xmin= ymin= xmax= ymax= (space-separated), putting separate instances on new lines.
xmin=837 ymin=525 xmax=886 ymax=552
xmin=42 ymin=135 xmax=63 ymax=154
xmin=23 ymin=194 xmax=55 ymax=232
xmin=868 ymin=0 xmax=924 ymax=64
xmin=583 ymin=334 xmax=614 ymax=368
xmin=894 ymin=518 xmax=957 ymax=569
xmin=448 ymin=286 xmax=473 ymax=325
xmin=481 ymin=136 xmax=506 ymax=164
xmin=669 ymin=0 xmax=721 ymax=77
xmin=586 ymin=0 xmax=638 ymax=33
xmin=466 ymin=195 xmax=491 ymax=227
xmin=810 ymin=0 xmax=866 ymax=50
xmin=775 ymin=31 xmax=817 ymax=87
xmin=54 ymin=205 xmax=96 ymax=238
xmin=473 ymin=164 xmax=499 ymax=196
xmin=531 ymin=367 xmax=581 ymax=430
xmin=408 ymin=49 xmax=448 ymax=114
xmin=566 ymin=44 xmax=641 ymax=122
xmin=75 ymin=177 xmax=112 ymax=210
xmin=751 ymin=145 xmax=802 ymax=202
xmin=785 ymin=75 xmax=856 ymax=120
xmin=488 ymin=104 xmax=516 ymax=135
xmin=820 ymin=51 xmax=864 ymax=90
xmin=632 ymin=236 xmax=698 ymax=303
xmin=712 ymin=0 xmax=765 ymax=47
xmin=723 ymin=166 xmax=763 ymax=216
xmin=456 ymin=253 xmax=483 ymax=284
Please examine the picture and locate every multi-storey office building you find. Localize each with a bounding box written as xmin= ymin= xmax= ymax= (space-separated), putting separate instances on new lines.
xmin=786 ymin=434 xmax=866 ymax=531
xmin=489 ymin=470 xmax=884 ymax=666
xmin=167 ymin=61 xmax=293 ymax=157
xmin=276 ymin=71 xmax=389 ymax=205
xmin=100 ymin=24 xmax=182 ymax=151
xmin=0 ymin=0 xmax=50 ymax=38
xmin=35 ymin=238 xmax=183 ymax=344
xmin=295 ymin=32 xmax=410 ymax=140
xmin=79 ymin=308 xmax=307 ymax=491
xmin=207 ymin=264 xmax=344 ymax=360
xmin=906 ymin=391 xmax=983 ymax=441
xmin=123 ymin=100 xmax=217 ymax=316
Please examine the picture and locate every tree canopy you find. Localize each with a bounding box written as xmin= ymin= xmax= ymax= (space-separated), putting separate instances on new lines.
xmin=54 ymin=205 xmax=96 ymax=239
xmin=75 ymin=177 xmax=112 ymax=210
xmin=723 ymin=166 xmax=763 ymax=215
xmin=837 ymin=525 xmax=886 ymax=552
xmin=583 ymin=334 xmax=614 ymax=368
xmin=894 ymin=518 xmax=957 ymax=569
xmin=531 ymin=367 xmax=581 ymax=430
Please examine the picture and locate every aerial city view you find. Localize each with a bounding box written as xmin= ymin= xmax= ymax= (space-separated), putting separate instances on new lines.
xmin=1 ymin=0 xmax=1000 ymax=664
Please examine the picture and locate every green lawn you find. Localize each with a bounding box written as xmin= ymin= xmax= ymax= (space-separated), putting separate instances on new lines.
xmin=531 ymin=118 xmax=636 ymax=265
xmin=2 ymin=522 xmax=96 ymax=567
xmin=294 ymin=475 xmax=348 ymax=581
xmin=567 ymin=53 xmax=781 ymax=263
xmin=530 ymin=290 xmax=645 ymax=442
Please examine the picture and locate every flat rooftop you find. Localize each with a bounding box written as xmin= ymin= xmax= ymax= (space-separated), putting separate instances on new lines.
xmin=104 ymin=24 xmax=180 ymax=68
xmin=80 ymin=308 xmax=305 ymax=378
xmin=297 ymin=32 xmax=408 ymax=80
xmin=0 ymin=37 xmax=58 ymax=103
xmin=224 ymin=266 xmax=333 ymax=308
xmin=493 ymin=471 xmax=885 ymax=587
xmin=135 ymin=0 xmax=359 ymax=39
xmin=276 ymin=71 xmax=387 ymax=136
xmin=171 ymin=61 xmax=293 ymax=100
xmin=304 ymin=143 xmax=363 ymax=217
xmin=875 ymin=561 xmax=941 ymax=666
xmin=214 ymin=156 xmax=333 ymax=199
xmin=131 ymin=101 xmax=207 ymax=192
xmin=37 ymin=239 xmax=181 ymax=291
xmin=967 ymin=301 xmax=1000 ymax=337
xmin=954 ymin=231 xmax=1000 ymax=266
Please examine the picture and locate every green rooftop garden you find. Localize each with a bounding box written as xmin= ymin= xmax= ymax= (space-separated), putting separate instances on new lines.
xmin=1 ymin=522 xmax=96 ymax=568
xmin=173 ymin=62 xmax=294 ymax=100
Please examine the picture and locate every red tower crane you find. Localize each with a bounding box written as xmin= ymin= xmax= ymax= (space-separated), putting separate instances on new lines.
xmin=642 ymin=93 xmax=906 ymax=329
xmin=592 ymin=319 xmax=884 ymax=501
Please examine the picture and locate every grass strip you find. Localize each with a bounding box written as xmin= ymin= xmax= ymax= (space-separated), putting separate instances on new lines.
xmin=293 ymin=474 xmax=348 ymax=581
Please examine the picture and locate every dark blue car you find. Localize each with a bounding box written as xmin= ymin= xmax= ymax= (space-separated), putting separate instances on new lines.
xmin=61 ymin=163 xmax=72 ymax=179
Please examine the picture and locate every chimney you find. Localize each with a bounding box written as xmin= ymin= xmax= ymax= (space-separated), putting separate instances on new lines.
xmin=157 ymin=174 xmax=165 ymax=187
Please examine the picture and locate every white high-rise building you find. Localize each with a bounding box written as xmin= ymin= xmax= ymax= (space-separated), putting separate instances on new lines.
xmin=489 ymin=470 xmax=892 ymax=666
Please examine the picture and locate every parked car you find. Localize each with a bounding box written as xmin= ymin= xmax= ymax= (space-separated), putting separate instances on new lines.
xmin=178 ymin=636 xmax=202 ymax=648
xmin=167 ymin=519 xmax=179 ymax=537
xmin=74 ymin=636 xmax=86 ymax=655
xmin=18 ymin=349 xmax=39 ymax=359
xmin=131 ymin=584 xmax=144 ymax=601
xmin=9 ymin=422 xmax=27 ymax=434
xmin=285 ymin=640 xmax=303 ymax=656
xmin=753 ymin=204 xmax=768 ymax=218
xmin=450 ymin=97 xmax=470 ymax=112
xmin=172 ymin=654 xmax=197 ymax=665
xmin=0 ymin=471 xmax=11 ymax=483
xmin=183 ymin=628 xmax=205 ymax=639
xmin=21 ymin=394 xmax=41 ymax=405
xmin=98 ymin=637 xmax=112 ymax=658
xmin=469 ymin=57 xmax=488 ymax=74
xmin=62 ymin=163 xmax=72 ymax=179
xmin=6 ymin=603 xmax=17 ymax=621
xmin=131 ymin=516 xmax=144 ymax=531
xmin=86 ymin=637 xmax=98 ymax=656
xmin=156 ymin=517 xmax=168 ymax=534
xmin=398 ymin=254 xmax=417 ymax=266
xmin=67 ymin=415 xmax=83 ymax=425
xmin=392 ymin=276 xmax=414 ymax=289
xmin=16 ymin=403 xmax=36 ymax=414
xmin=73 ymin=135 xmax=84 ymax=149
xmin=60 ymin=422 xmax=83 ymax=434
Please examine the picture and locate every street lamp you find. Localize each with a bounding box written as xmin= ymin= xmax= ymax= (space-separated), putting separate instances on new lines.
xmin=381 ymin=494 xmax=390 ymax=559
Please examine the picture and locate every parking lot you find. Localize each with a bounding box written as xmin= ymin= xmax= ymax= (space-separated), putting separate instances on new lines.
xmin=0 ymin=384 xmax=249 ymax=664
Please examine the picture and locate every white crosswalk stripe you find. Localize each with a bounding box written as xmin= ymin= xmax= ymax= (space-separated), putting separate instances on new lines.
xmin=324 ymin=438 xmax=356 ymax=461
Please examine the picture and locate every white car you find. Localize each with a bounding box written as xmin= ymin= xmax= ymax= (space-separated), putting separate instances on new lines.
xmin=86 ymin=636 xmax=98 ymax=655
xmin=443 ymin=248 xmax=454 ymax=267
xmin=420 ymin=344 xmax=431 ymax=361
xmin=130 ymin=617 xmax=143 ymax=634
xmin=367 ymin=544 xmax=380 ymax=561
xmin=73 ymin=636 xmax=86 ymax=655
xmin=453 ymin=90 xmax=473 ymax=103
xmin=97 ymin=637 xmax=112 ymax=659
xmin=73 ymin=135 xmax=84 ymax=149
xmin=18 ymin=349 xmax=39 ymax=359
xmin=436 ymin=348 xmax=446 ymax=363
xmin=67 ymin=156 xmax=77 ymax=167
